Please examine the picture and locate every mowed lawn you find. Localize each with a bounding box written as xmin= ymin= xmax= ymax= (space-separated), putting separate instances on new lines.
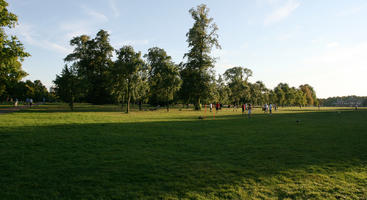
xmin=0 ymin=104 xmax=366 ymax=200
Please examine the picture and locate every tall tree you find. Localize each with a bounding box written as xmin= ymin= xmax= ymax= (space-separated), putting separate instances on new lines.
xmin=64 ymin=30 xmax=113 ymax=104
xmin=223 ymin=66 xmax=253 ymax=105
xmin=110 ymin=46 xmax=146 ymax=113
xmin=53 ymin=65 xmax=80 ymax=110
xmin=181 ymin=4 xmax=221 ymax=110
xmin=0 ymin=0 xmax=30 ymax=99
xmin=216 ymin=75 xmax=230 ymax=104
xmin=145 ymin=47 xmax=181 ymax=112
xmin=300 ymin=84 xmax=317 ymax=106
xmin=274 ymin=84 xmax=285 ymax=106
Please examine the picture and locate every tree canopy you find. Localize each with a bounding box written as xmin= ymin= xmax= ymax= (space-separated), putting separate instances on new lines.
xmin=0 ymin=0 xmax=30 ymax=99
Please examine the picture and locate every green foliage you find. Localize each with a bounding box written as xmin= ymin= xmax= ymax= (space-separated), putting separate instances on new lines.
xmin=224 ymin=66 xmax=253 ymax=105
xmin=145 ymin=47 xmax=181 ymax=111
xmin=110 ymin=46 xmax=146 ymax=113
xmin=320 ymin=95 xmax=367 ymax=107
xmin=300 ymin=84 xmax=318 ymax=106
xmin=181 ymin=4 xmax=221 ymax=110
xmin=53 ymin=65 xmax=80 ymax=110
xmin=64 ymin=30 xmax=113 ymax=104
xmin=0 ymin=0 xmax=30 ymax=98
xmin=48 ymin=4 xmax=319 ymax=108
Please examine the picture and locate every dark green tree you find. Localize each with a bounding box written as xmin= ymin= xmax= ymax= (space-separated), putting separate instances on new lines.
xmin=0 ymin=0 xmax=30 ymax=99
xmin=181 ymin=4 xmax=221 ymax=110
xmin=216 ymin=75 xmax=230 ymax=104
xmin=274 ymin=84 xmax=285 ymax=106
xmin=53 ymin=65 xmax=80 ymax=110
xmin=145 ymin=47 xmax=181 ymax=112
xmin=223 ymin=66 xmax=252 ymax=105
xmin=64 ymin=30 xmax=113 ymax=104
xmin=110 ymin=46 xmax=146 ymax=113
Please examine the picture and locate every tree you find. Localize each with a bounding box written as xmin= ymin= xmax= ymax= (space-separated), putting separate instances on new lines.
xmin=223 ymin=66 xmax=252 ymax=105
xmin=216 ymin=75 xmax=230 ymax=104
xmin=274 ymin=84 xmax=285 ymax=106
xmin=110 ymin=46 xmax=146 ymax=113
xmin=294 ymin=89 xmax=306 ymax=107
xmin=145 ymin=47 xmax=181 ymax=112
xmin=53 ymin=65 xmax=80 ymax=110
xmin=0 ymin=0 xmax=30 ymax=99
xmin=64 ymin=30 xmax=113 ymax=104
xmin=181 ymin=4 xmax=221 ymax=110
xmin=300 ymin=84 xmax=317 ymax=106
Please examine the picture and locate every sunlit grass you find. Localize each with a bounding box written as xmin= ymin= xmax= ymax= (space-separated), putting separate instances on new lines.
xmin=1 ymin=103 xmax=366 ymax=199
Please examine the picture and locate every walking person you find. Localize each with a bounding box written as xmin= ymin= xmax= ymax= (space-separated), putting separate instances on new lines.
xmin=30 ymin=98 xmax=33 ymax=107
xmin=248 ymin=103 xmax=252 ymax=118
xmin=216 ymin=102 xmax=219 ymax=112
xmin=242 ymin=103 xmax=245 ymax=116
xmin=210 ymin=103 xmax=213 ymax=112
xmin=269 ymin=103 xmax=273 ymax=115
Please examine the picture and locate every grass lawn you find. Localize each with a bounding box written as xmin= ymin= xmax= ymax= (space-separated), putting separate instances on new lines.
xmin=0 ymin=104 xmax=366 ymax=199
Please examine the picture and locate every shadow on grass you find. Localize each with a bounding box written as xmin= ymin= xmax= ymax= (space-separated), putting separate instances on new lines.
xmin=18 ymin=103 xmax=186 ymax=113
xmin=1 ymin=110 xmax=367 ymax=199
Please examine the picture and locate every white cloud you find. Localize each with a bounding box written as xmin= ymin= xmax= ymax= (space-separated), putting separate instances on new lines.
xmin=302 ymin=42 xmax=367 ymax=97
xmin=81 ymin=6 xmax=108 ymax=22
xmin=264 ymin=0 xmax=300 ymax=25
xmin=277 ymin=32 xmax=293 ymax=41
xmin=114 ymin=39 xmax=149 ymax=47
xmin=305 ymin=42 xmax=367 ymax=67
xmin=10 ymin=23 xmax=72 ymax=54
xmin=109 ymin=0 xmax=120 ymax=17
xmin=337 ymin=5 xmax=365 ymax=17
xmin=256 ymin=0 xmax=281 ymax=6
xmin=326 ymin=42 xmax=340 ymax=48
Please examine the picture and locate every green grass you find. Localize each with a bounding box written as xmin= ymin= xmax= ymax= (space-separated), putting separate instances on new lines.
xmin=1 ymin=104 xmax=367 ymax=199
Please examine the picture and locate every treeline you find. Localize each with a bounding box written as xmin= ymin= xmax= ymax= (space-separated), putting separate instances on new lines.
xmin=319 ymin=96 xmax=367 ymax=107
xmin=0 ymin=79 xmax=50 ymax=102
xmin=0 ymin=1 xmax=318 ymax=110
xmin=53 ymin=4 xmax=318 ymax=112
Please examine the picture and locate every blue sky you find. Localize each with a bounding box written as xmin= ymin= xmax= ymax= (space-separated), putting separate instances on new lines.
xmin=7 ymin=0 xmax=367 ymax=98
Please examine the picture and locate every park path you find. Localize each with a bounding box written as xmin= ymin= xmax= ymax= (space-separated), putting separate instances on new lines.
xmin=0 ymin=103 xmax=44 ymax=114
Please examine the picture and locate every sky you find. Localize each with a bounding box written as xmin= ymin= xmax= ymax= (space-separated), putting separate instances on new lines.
xmin=6 ymin=0 xmax=367 ymax=98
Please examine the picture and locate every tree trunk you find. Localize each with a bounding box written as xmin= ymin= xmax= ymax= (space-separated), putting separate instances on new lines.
xmin=166 ymin=100 xmax=169 ymax=112
xmin=127 ymin=98 xmax=130 ymax=113
xmin=126 ymin=88 xmax=130 ymax=113
xmin=195 ymin=98 xmax=201 ymax=110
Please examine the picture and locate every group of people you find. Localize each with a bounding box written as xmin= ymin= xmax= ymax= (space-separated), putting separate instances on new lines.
xmin=262 ymin=103 xmax=276 ymax=115
xmin=241 ymin=103 xmax=252 ymax=118
xmin=208 ymin=102 xmax=276 ymax=118
xmin=25 ymin=98 xmax=34 ymax=107
xmin=209 ymin=102 xmax=223 ymax=112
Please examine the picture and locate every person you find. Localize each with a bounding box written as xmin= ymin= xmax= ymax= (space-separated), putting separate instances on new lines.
xmin=269 ymin=103 xmax=272 ymax=115
xmin=216 ymin=102 xmax=219 ymax=112
xmin=248 ymin=103 xmax=252 ymax=118
xmin=242 ymin=104 xmax=245 ymax=116
xmin=14 ymin=98 xmax=18 ymax=107
xmin=210 ymin=103 xmax=213 ymax=112
xmin=30 ymin=98 xmax=33 ymax=107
